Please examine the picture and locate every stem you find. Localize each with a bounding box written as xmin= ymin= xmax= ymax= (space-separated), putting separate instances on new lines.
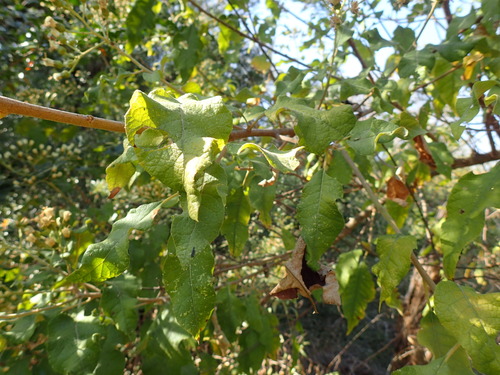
xmin=340 ymin=149 xmax=437 ymax=293
xmin=444 ymin=343 xmax=461 ymax=363
xmin=0 ymin=293 xmax=100 ymax=320
xmin=0 ymin=95 xmax=124 ymax=133
xmin=414 ymin=0 xmax=440 ymax=48
xmin=411 ymin=64 xmax=462 ymax=92
xmin=0 ymin=95 xmax=296 ymax=141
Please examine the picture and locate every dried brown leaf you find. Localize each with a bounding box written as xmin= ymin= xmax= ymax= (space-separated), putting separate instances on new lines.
xmin=270 ymin=237 xmax=341 ymax=311
xmin=387 ymin=176 xmax=410 ymax=206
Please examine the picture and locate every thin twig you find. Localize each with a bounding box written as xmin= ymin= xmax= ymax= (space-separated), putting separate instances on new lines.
xmin=226 ymin=0 xmax=278 ymax=80
xmin=0 ymin=293 xmax=100 ymax=320
xmin=413 ymin=0 xmax=440 ymax=48
xmin=188 ymin=0 xmax=312 ymax=70
xmin=381 ymin=144 xmax=436 ymax=253
xmin=411 ymin=64 xmax=462 ymax=92
xmin=326 ymin=313 xmax=386 ymax=372
xmin=340 ymin=150 xmax=437 ymax=293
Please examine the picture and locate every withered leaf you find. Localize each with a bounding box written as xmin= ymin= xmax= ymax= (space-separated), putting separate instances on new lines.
xmin=108 ymin=187 xmax=121 ymax=199
xmin=386 ymin=176 xmax=410 ymax=206
xmin=413 ymin=135 xmax=436 ymax=169
xmin=270 ymin=237 xmax=341 ymax=312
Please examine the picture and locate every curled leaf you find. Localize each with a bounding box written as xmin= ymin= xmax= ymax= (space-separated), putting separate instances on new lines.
xmin=413 ymin=135 xmax=436 ymax=169
xmin=270 ymin=237 xmax=341 ymax=312
xmin=386 ymin=176 xmax=409 ymax=206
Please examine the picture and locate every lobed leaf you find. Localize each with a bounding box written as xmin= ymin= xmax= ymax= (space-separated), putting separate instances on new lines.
xmin=125 ymin=89 xmax=232 ymax=221
xmin=297 ymin=170 xmax=344 ymax=268
xmin=434 ymin=281 xmax=500 ymax=374
xmin=440 ymin=163 xmax=500 ymax=279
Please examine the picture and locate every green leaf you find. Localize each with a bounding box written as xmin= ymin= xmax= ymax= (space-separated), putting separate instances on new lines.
xmin=347 ymin=119 xmax=405 ymax=155
xmin=5 ymin=316 xmax=36 ymax=344
xmin=432 ymin=57 xmax=459 ymax=112
xmin=399 ymin=111 xmax=426 ymax=139
xmin=393 ymin=355 xmax=475 ymax=375
xmin=297 ymin=170 xmax=344 ymax=268
xmin=418 ymin=310 xmax=462 ymax=358
xmin=163 ymin=242 xmax=215 ymax=337
xmin=472 ymin=79 xmax=498 ymax=99
xmin=173 ymin=24 xmax=203 ymax=81
xmin=221 ymin=187 xmax=251 ymax=256
xmin=59 ymin=201 xmax=164 ymax=285
xmin=217 ymin=15 xmax=243 ymax=54
xmin=362 ymin=28 xmax=391 ymax=51
xmin=416 ymin=310 xmax=477 ymax=375
xmin=163 ymin=184 xmax=223 ymax=336
xmin=100 ymin=275 xmax=139 ymax=337
xmin=266 ymin=96 xmax=356 ymax=154
xmin=450 ymin=96 xmax=480 ymax=140
xmin=373 ymin=235 xmax=416 ymax=308
xmin=170 ymin=180 xmax=225 ymax=268
xmin=340 ymin=78 xmax=372 ymax=101
xmin=393 ymin=26 xmax=415 ymax=52
xmin=440 ymin=163 xmax=500 ymax=279
xmin=125 ymin=89 xmax=232 ymax=220
xmin=327 ymin=150 xmax=352 ymax=184
xmin=125 ymin=0 xmax=156 ymax=51
xmin=238 ymin=295 xmax=280 ymax=373
xmin=237 ymin=143 xmax=303 ymax=172
xmin=434 ymin=281 xmax=500 ymax=374
xmin=106 ymin=141 xmax=138 ymax=190
xmin=275 ymin=67 xmax=307 ymax=96
xmin=431 ymin=37 xmax=476 ymax=62
xmin=248 ymin=169 xmax=277 ymax=227
xmin=144 ymin=307 xmax=197 ymax=373
xmin=94 ymin=326 xmax=127 ymax=375
xmin=142 ymin=70 xmax=162 ymax=83
xmin=251 ymin=55 xmax=271 ymax=72
xmin=428 ymin=142 xmax=454 ymax=178
xmin=216 ymin=287 xmax=247 ymax=342
xmin=47 ymin=314 xmax=104 ymax=374
xmin=336 ymin=250 xmax=376 ymax=334
xmin=398 ymin=49 xmax=435 ymax=78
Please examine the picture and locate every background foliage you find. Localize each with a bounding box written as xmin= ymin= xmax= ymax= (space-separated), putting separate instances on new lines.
xmin=1 ymin=0 xmax=499 ymax=374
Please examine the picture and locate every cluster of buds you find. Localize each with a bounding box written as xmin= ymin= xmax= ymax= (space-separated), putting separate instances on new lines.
xmin=328 ymin=0 xmax=361 ymax=27
xmin=22 ymin=208 xmax=74 ymax=247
